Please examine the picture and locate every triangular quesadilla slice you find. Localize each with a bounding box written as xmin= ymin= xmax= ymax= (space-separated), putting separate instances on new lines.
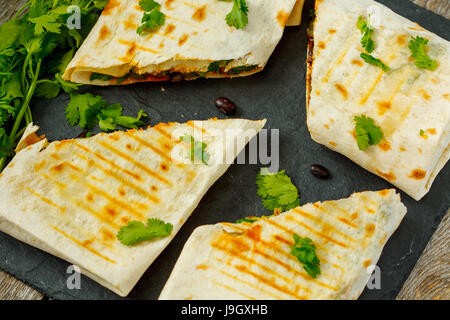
xmin=0 ymin=118 xmax=265 ymax=297
xmin=306 ymin=0 xmax=450 ymax=201
xmin=159 ymin=190 xmax=406 ymax=300
xmin=63 ymin=0 xmax=303 ymax=85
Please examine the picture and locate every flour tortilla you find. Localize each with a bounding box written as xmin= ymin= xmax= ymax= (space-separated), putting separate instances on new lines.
xmin=159 ymin=189 xmax=407 ymax=300
xmin=63 ymin=0 xmax=300 ymax=85
xmin=0 ymin=118 xmax=266 ymax=296
xmin=287 ymin=0 xmax=305 ymax=26
xmin=306 ymin=0 xmax=450 ymax=201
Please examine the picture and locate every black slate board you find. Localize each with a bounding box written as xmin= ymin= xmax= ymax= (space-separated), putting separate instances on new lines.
xmin=0 ymin=0 xmax=449 ymax=300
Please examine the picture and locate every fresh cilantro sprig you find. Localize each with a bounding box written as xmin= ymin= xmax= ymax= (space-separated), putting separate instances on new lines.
xmin=117 ymin=218 xmax=173 ymax=246
xmin=408 ymin=36 xmax=438 ymax=71
xmin=0 ymin=0 xmax=108 ymax=171
xmin=180 ymin=133 xmax=210 ymax=165
xmin=222 ymin=0 xmax=249 ymax=29
xmin=360 ymin=53 xmax=390 ymax=72
xmin=357 ymin=15 xmax=375 ymax=53
xmin=137 ymin=0 xmax=166 ymax=36
xmin=354 ymin=115 xmax=384 ymax=151
xmin=65 ymin=93 xmax=148 ymax=132
xmin=290 ymin=234 xmax=321 ymax=279
xmin=256 ymin=168 xmax=300 ymax=213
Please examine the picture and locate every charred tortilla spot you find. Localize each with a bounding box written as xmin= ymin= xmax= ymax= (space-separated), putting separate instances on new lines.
xmin=98 ymin=25 xmax=111 ymax=43
xmin=178 ymin=34 xmax=189 ymax=46
xmin=35 ymin=160 xmax=47 ymax=172
xmin=104 ymin=205 xmax=118 ymax=218
xmin=399 ymin=147 xmax=406 ymax=152
xmin=328 ymin=29 xmax=336 ymax=34
xmin=126 ymin=144 xmax=133 ymax=151
xmin=165 ymin=0 xmax=175 ymax=9
xmin=378 ymin=140 xmax=391 ymax=152
xmin=397 ymin=35 xmax=407 ymax=45
xmin=100 ymin=228 xmax=115 ymax=241
xmin=276 ymin=10 xmax=290 ymax=27
xmin=329 ymin=141 xmax=337 ymax=147
xmin=409 ymin=169 xmax=426 ymax=180
xmin=151 ymin=185 xmax=158 ymax=192
xmin=377 ymin=101 xmax=391 ymax=115
xmin=103 ymin=0 xmax=120 ymax=16
xmin=334 ymin=84 xmax=348 ymax=99
xmin=351 ymin=59 xmax=363 ymax=66
xmin=160 ymin=163 xmax=169 ymax=172
xmin=121 ymin=216 xmax=130 ymax=224
xmin=420 ymin=90 xmax=431 ymax=100
xmin=365 ymin=223 xmax=375 ymax=238
xmin=122 ymin=14 xmax=137 ymax=30
xmin=192 ymin=5 xmax=207 ymax=22
xmin=118 ymin=188 xmax=126 ymax=196
xmin=165 ymin=24 xmax=176 ymax=35
xmin=363 ymin=259 xmax=372 ymax=268
xmin=196 ymin=264 xmax=209 ymax=270
xmin=376 ymin=169 xmax=396 ymax=181
xmin=427 ymin=128 xmax=437 ymax=135
xmin=318 ymin=41 xmax=326 ymax=49
xmin=51 ymin=163 xmax=65 ymax=173
xmin=245 ymin=225 xmax=262 ymax=242
xmin=86 ymin=193 xmax=94 ymax=202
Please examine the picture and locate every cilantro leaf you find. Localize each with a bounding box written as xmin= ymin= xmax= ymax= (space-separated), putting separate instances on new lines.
xmin=139 ymin=0 xmax=161 ymax=11
xmin=114 ymin=109 xmax=148 ymax=129
xmin=35 ymin=81 xmax=61 ymax=99
xmin=90 ymin=73 xmax=114 ymax=82
xmin=180 ymin=134 xmax=210 ymax=165
xmin=290 ymin=234 xmax=321 ymax=278
xmin=98 ymin=117 xmax=117 ymax=132
xmin=117 ymin=218 xmax=173 ymax=246
xmin=408 ymin=36 xmax=438 ymax=71
xmin=225 ymin=0 xmax=248 ymax=29
xmin=137 ymin=10 xmax=166 ymax=35
xmin=207 ymin=60 xmax=232 ymax=73
xmin=256 ymin=169 xmax=300 ymax=213
xmin=29 ymin=14 xmax=63 ymax=35
xmin=357 ymin=15 xmax=375 ymax=53
xmin=235 ymin=218 xmax=259 ymax=224
xmin=65 ymin=93 xmax=106 ymax=128
xmin=354 ymin=115 xmax=384 ymax=151
xmin=360 ymin=53 xmax=390 ymax=72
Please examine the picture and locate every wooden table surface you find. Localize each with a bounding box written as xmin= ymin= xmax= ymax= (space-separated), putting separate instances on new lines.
xmin=0 ymin=0 xmax=449 ymax=300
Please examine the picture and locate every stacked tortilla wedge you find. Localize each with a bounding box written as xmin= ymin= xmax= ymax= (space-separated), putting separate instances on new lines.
xmin=0 ymin=118 xmax=265 ymax=296
xmin=306 ymin=0 xmax=449 ymax=201
xmin=160 ymin=190 xmax=407 ymax=300
xmin=63 ymin=0 xmax=304 ymax=85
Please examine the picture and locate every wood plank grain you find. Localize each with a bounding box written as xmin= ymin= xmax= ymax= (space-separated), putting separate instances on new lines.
xmin=0 ymin=0 xmax=448 ymax=301
xmin=397 ymin=210 xmax=450 ymax=300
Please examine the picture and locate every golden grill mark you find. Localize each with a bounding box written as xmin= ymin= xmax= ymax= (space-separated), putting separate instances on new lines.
xmin=234 ymin=264 xmax=308 ymax=300
xmin=165 ymin=14 xmax=204 ymax=30
xmin=99 ymin=140 xmax=172 ymax=186
xmin=409 ymin=169 xmax=426 ymax=180
xmin=284 ymin=215 xmax=351 ymax=248
xmin=376 ymin=169 xmax=397 ymax=181
xmin=192 ymin=5 xmax=207 ymax=22
xmin=334 ymin=84 xmax=348 ymax=99
xmin=102 ymin=0 xmax=119 ymax=16
xmin=84 ymin=182 xmax=145 ymax=220
xmin=128 ymin=134 xmax=185 ymax=168
xmin=378 ymin=140 xmax=392 ymax=152
xmin=74 ymin=143 xmax=143 ymax=181
xmin=165 ymin=24 xmax=176 ymax=35
xmin=209 ymin=263 xmax=286 ymax=300
xmin=322 ymin=33 xmax=357 ymax=83
xmin=178 ymin=34 xmax=189 ymax=46
xmin=117 ymin=39 xmax=161 ymax=54
xmin=208 ymin=278 xmax=256 ymax=300
xmin=42 ymin=173 xmax=67 ymax=189
xmin=276 ymin=10 xmax=290 ymax=27
xmin=187 ymin=121 xmax=207 ymax=133
xmin=98 ymin=25 xmax=111 ymax=43
xmin=73 ymin=152 xmax=160 ymax=204
xmin=52 ymin=226 xmax=116 ymax=264
xmin=360 ymin=72 xmax=383 ymax=105
xmin=154 ymin=124 xmax=175 ymax=139
xmin=293 ymin=208 xmax=357 ymax=240
xmin=317 ymin=203 xmax=359 ymax=228
xmin=122 ymin=14 xmax=137 ymax=30
xmin=25 ymin=188 xmax=66 ymax=213
xmin=211 ymin=242 xmax=312 ymax=294
xmin=34 ymin=160 xmax=47 ymax=172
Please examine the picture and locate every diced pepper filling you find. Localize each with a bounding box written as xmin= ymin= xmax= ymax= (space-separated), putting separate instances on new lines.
xmin=89 ymin=61 xmax=260 ymax=83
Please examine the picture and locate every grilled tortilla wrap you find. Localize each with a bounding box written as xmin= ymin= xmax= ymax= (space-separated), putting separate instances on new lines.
xmin=306 ymin=0 xmax=450 ymax=201
xmin=63 ymin=0 xmax=302 ymax=85
xmin=0 ymin=118 xmax=265 ymax=297
xmin=159 ymin=189 xmax=407 ymax=300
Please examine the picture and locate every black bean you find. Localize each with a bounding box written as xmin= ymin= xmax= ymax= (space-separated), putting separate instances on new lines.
xmin=215 ymin=97 xmax=236 ymax=115
xmin=310 ymin=164 xmax=330 ymax=179
xmin=170 ymin=73 xmax=184 ymax=83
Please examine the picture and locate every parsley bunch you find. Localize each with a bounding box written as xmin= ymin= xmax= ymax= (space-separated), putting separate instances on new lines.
xmin=0 ymin=0 xmax=107 ymax=170
xmin=256 ymin=169 xmax=300 ymax=213
xmin=408 ymin=36 xmax=438 ymax=71
xmin=65 ymin=93 xmax=147 ymax=132
xmin=290 ymin=234 xmax=321 ymax=278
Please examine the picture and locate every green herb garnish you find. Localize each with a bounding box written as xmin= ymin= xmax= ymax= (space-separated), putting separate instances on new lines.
xmin=408 ymin=36 xmax=438 ymax=71
xmin=117 ymin=218 xmax=173 ymax=246
xmin=357 ymin=15 xmax=375 ymax=53
xmin=180 ymin=134 xmax=210 ymax=165
xmin=354 ymin=115 xmax=384 ymax=151
xmin=207 ymin=60 xmax=232 ymax=73
xmin=227 ymin=65 xmax=258 ymax=75
xmin=137 ymin=0 xmax=166 ymax=35
xmin=420 ymin=129 xmax=425 ymax=136
xmin=90 ymin=73 xmax=114 ymax=82
xmin=235 ymin=218 xmax=259 ymax=224
xmin=360 ymin=53 xmax=390 ymax=72
xmin=65 ymin=93 xmax=147 ymax=131
xmin=256 ymin=168 xmax=300 ymax=213
xmin=290 ymin=234 xmax=321 ymax=278
xmin=224 ymin=0 xmax=249 ymax=30
xmin=0 ymin=0 xmax=107 ymax=171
